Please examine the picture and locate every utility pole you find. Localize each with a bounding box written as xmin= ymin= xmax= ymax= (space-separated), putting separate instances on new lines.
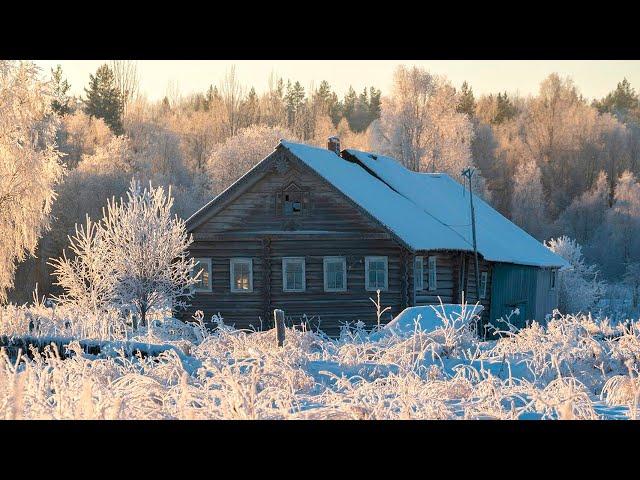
xmin=461 ymin=167 xmax=481 ymax=311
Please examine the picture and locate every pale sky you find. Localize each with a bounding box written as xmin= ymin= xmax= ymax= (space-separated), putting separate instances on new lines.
xmin=33 ymin=60 xmax=640 ymax=102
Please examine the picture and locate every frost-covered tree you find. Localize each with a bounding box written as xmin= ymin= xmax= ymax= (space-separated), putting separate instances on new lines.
xmin=511 ymin=160 xmax=548 ymax=239
xmin=623 ymin=262 xmax=640 ymax=310
xmin=556 ymin=171 xmax=609 ymax=246
xmin=57 ymin=110 xmax=114 ymax=168
xmin=593 ymin=171 xmax=640 ymax=277
xmin=206 ymin=125 xmax=297 ymax=194
xmin=371 ymin=65 xmax=485 ymax=193
xmin=100 ymin=179 xmax=198 ymax=328
xmin=0 ymin=61 xmax=64 ymax=301
xmin=49 ymin=216 xmax=114 ymax=318
xmin=545 ymin=236 xmax=606 ymax=314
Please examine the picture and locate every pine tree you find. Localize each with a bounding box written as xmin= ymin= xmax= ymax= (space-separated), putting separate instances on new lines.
xmin=493 ymin=92 xmax=517 ymax=124
xmin=593 ymin=78 xmax=640 ymax=122
xmin=284 ymin=81 xmax=305 ymax=128
xmin=368 ymin=86 xmax=382 ymax=122
xmin=83 ymin=64 xmax=124 ymax=135
xmin=342 ymin=86 xmax=357 ymax=129
xmin=51 ymin=65 xmax=72 ymax=116
xmin=456 ymin=81 xmax=476 ymax=118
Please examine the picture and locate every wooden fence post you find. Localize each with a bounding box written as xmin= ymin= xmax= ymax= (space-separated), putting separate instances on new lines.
xmin=274 ymin=309 xmax=285 ymax=347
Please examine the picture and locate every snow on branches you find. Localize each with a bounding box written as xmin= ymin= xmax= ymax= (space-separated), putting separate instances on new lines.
xmin=0 ymin=61 xmax=64 ymax=301
xmin=545 ymin=235 xmax=606 ymax=314
xmin=51 ymin=179 xmax=200 ymax=330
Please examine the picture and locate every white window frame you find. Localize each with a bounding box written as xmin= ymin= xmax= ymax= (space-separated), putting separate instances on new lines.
xmin=282 ymin=257 xmax=306 ymax=292
xmin=193 ymin=258 xmax=212 ymax=292
xmin=323 ymin=256 xmax=347 ymax=292
xmin=230 ymin=258 xmax=253 ymax=293
xmin=365 ymin=256 xmax=388 ymax=291
xmin=414 ymin=256 xmax=424 ymax=291
xmin=479 ymin=271 xmax=488 ymax=299
xmin=428 ymin=256 xmax=437 ymax=291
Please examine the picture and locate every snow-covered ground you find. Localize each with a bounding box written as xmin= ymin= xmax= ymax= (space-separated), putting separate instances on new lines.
xmin=1 ymin=302 xmax=639 ymax=420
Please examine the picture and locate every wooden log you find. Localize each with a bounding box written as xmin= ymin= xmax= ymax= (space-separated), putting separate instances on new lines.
xmin=274 ymin=309 xmax=285 ymax=347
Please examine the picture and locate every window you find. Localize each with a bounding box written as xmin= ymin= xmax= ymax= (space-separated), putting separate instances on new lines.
xmin=230 ymin=258 xmax=253 ymax=293
xmin=284 ymin=191 xmax=302 ymax=215
xmin=365 ymin=256 xmax=388 ymax=291
xmin=479 ymin=271 xmax=488 ymax=299
xmin=551 ymin=269 xmax=557 ymax=289
xmin=428 ymin=256 xmax=437 ymax=291
xmin=414 ymin=256 xmax=424 ymax=291
xmin=193 ymin=258 xmax=212 ymax=292
xmin=283 ymin=257 xmax=305 ymax=292
xmin=323 ymin=257 xmax=347 ymax=292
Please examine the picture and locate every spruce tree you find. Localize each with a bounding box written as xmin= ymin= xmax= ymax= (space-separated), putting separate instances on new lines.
xmin=494 ymin=92 xmax=517 ymax=124
xmin=83 ymin=64 xmax=124 ymax=135
xmin=456 ymin=81 xmax=476 ymax=118
xmin=368 ymin=86 xmax=382 ymax=122
xmin=593 ymin=78 xmax=640 ymax=122
xmin=342 ymin=86 xmax=357 ymax=129
xmin=51 ymin=65 xmax=72 ymax=116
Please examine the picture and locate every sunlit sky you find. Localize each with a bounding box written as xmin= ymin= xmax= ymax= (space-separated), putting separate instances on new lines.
xmin=34 ymin=60 xmax=640 ymax=102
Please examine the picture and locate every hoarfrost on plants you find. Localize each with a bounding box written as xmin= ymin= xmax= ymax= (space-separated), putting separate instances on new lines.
xmin=2 ymin=300 xmax=640 ymax=419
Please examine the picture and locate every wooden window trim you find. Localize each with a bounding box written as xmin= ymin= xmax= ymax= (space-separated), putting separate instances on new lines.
xmin=193 ymin=258 xmax=212 ymax=293
xmin=323 ymin=256 xmax=347 ymax=292
xmin=414 ymin=256 xmax=424 ymax=291
xmin=282 ymin=257 xmax=306 ymax=292
xmin=479 ymin=271 xmax=488 ymax=299
xmin=230 ymin=258 xmax=253 ymax=293
xmin=428 ymin=256 xmax=437 ymax=291
xmin=365 ymin=256 xmax=388 ymax=291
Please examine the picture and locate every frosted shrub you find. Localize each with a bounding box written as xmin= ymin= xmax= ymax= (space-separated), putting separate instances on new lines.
xmin=545 ymin=236 xmax=606 ymax=314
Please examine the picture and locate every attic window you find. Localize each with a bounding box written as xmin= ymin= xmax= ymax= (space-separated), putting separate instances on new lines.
xmin=284 ymin=192 xmax=302 ymax=215
xmin=277 ymin=182 xmax=308 ymax=216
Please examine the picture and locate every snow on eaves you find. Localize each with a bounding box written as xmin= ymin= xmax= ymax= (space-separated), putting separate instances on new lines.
xmin=280 ymin=141 xmax=567 ymax=268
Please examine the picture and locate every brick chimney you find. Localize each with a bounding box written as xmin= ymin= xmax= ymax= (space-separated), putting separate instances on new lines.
xmin=327 ymin=136 xmax=340 ymax=154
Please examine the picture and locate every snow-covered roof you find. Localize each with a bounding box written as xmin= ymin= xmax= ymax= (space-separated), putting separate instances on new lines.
xmin=280 ymin=141 xmax=568 ymax=268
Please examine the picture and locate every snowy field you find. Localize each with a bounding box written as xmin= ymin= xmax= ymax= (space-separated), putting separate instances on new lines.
xmin=1 ymin=301 xmax=639 ymax=420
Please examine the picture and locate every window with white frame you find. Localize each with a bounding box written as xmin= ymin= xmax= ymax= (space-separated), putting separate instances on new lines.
xmin=365 ymin=256 xmax=388 ymax=291
xmin=230 ymin=258 xmax=253 ymax=293
xmin=428 ymin=256 xmax=437 ymax=291
xmin=193 ymin=258 xmax=212 ymax=292
xmin=283 ymin=257 xmax=305 ymax=292
xmin=551 ymin=269 xmax=557 ymax=289
xmin=323 ymin=257 xmax=347 ymax=292
xmin=479 ymin=271 xmax=488 ymax=299
xmin=414 ymin=256 xmax=424 ymax=291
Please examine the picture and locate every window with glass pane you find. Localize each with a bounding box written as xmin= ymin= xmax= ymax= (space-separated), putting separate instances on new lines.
xmin=365 ymin=256 xmax=388 ymax=291
xmin=414 ymin=256 xmax=424 ymax=290
xmin=194 ymin=258 xmax=211 ymax=292
xmin=230 ymin=258 xmax=252 ymax=293
xmin=324 ymin=257 xmax=346 ymax=291
xmin=283 ymin=258 xmax=305 ymax=292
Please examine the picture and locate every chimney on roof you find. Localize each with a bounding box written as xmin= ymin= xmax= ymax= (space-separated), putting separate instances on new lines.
xmin=327 ymin=136 xmax=340 ymax=155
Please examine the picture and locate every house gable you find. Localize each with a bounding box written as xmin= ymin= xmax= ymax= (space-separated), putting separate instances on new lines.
xmin=189 ymin=146 xmax=399 ymax=242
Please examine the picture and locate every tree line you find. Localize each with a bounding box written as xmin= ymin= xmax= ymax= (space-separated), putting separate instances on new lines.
xmin=3 ymin=60 xmax=640 ymax=309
